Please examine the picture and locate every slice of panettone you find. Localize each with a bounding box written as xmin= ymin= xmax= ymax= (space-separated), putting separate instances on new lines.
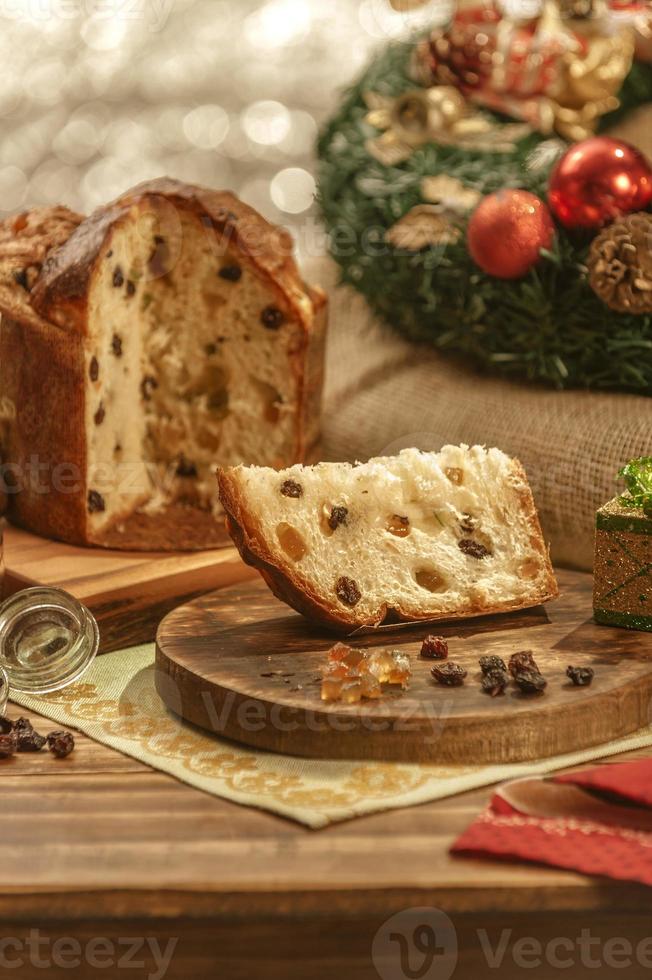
xmin=218 ymin=445 xmax=558 ymax=632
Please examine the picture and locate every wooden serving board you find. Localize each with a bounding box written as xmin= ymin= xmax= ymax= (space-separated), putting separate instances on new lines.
xmin=3 ymin=524 xmax=256 ymax=654
xmin=155 ymin=569 xmax=652 ymax=764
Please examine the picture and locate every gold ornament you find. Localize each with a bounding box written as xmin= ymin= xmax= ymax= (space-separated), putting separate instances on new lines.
xmin=588 ymin=212 xmax=652 ymax=314
xmin=410 ymin=0 xmax=636 ymax=143
xmin=386 ymin=205 xmax=461 ymax=251
xmin=387 ymin=175 xmax=481 ymax=251
xmin=364 ymin=87 xmax=531 ymax=165
xmin=420 ymin=174 xmax=481 ymax=213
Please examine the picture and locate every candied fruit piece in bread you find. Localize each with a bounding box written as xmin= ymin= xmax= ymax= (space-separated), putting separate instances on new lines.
xmin=218 ymin=445 xmax=558 ymax=631
xmin=0 ymin=179 xmax=326 ymax=549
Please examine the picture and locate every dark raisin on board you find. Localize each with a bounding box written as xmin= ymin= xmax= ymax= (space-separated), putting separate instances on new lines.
xmin=89 ymin=357 xmax=99 ymax=382
xmin=479 ymin=655 xmax=507 ymax=675
xmin=481 ymin=669 xmax=509 ymax=697
xmin=280 ymin=479 xmax=303 ymax=498
xmin=126 ymin=280 xmax=136 ymax=297
xmin=111 ymin=333 xmax=123 ymax=357
xmin=567 ymin=666 xmax=595 ymax=687
xmin=87 ymin=490 xmax=105 ymax=513
xmin=16 ymin=727 xmax=46 ymax=752
xmin=219 ymin=264 xmax=242 ymax=282
xmin=47 ymin=731 xmax=75 ymax=759
xmin=94 ymin=403 xmax=105 ymax=426
xmin=141 ymin=375 xmax=159 ymax=401
xmin=431 ymin=662 xmax=467 ymax=687
xmin=261 ymin=306 xmax=285 ymax=330
xmin=336 ymin=576 xmax=362 ymax=607
xmin=112 ymin=266 xmax=124 ymax=288
xmin=176 ymin=457 xmax=198 ymax=478
xmin=0 ymin=733 xmax=16 ymax=758
xmin=514 ymin=669 xmax=547 ymax=695
xmin=13 ymin=717 xmax=32 ymax=734
xmin=12 ymin=268 xmax=29 ymax=290
xmin=420 ymin=635 xmax=449 ymax=660
xmin=458 ymin=538 xmax=492 ymax=559
xmin=328 ymin=505 xmax=348 ymax=530
xmin=509 ymin=650 xmax=540 ymax=677
xmin=0 ymin=716 xmax=12 ymax=735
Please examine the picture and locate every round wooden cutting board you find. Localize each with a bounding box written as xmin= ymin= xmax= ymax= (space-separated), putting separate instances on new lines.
xmin=155 ymin=570 xmax=652 ymax=764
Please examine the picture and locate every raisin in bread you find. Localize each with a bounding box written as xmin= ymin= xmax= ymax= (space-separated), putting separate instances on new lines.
xmin=0 ymin=179 xmax=327 ymax=550
xmin=218 ymin=445 xmax=558 ymax=631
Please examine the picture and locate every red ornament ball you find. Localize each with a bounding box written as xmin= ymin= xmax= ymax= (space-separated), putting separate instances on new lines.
xmin=548 ymin=137 xmax=652 ymax=230
xmin=467 ymin=190 xmax=555 ymax=280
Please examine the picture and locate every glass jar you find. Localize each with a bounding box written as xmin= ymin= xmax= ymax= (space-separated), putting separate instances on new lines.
xmin=0 ymin=493 xmax=99 ymax=708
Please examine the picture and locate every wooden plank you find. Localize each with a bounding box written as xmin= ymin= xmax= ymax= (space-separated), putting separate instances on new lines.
xmin=3 ymin=524 xmax=256 ymax=653
xmin=155 ymin=569 xmax=652 ymax=763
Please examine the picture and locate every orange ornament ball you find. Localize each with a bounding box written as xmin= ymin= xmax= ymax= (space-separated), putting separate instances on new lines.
xmin=467 ymin=189 xmax=555 ymax=279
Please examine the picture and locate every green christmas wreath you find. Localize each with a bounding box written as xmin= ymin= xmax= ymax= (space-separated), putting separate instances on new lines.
xmin=317 ymin=37 xmax=652 ymax=392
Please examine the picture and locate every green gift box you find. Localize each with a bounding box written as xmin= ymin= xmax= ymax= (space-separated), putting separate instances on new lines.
xmin=594 ymin=459 xmax=652 ymax=631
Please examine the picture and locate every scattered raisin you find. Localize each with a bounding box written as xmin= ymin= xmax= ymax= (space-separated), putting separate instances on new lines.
xmin=445 ymin=467 xmax=464 ymax=485
xmin=336 ymin=576 xmax=362 ymax=607
xmin=111 ymin=333 xmax=123 ymax=357
xmin=386 ymin=514 xmax=410 ymax=537
xmin=328 ymin=505 xmax=348 ymax=530
xmin=141 ymin=375 xmax=158 ymax=401
xmin=458 ymin=539 xmax=491 ymax=559
xmin=47 ymin=731 xmax=75 ymax=759
xmin=514 ymin=670 xmax=547 ymax=695
xmin=126 ymin=280 xmax=136 ymax=297
xmin=280 ymin=479 xmax=303 ymax=498
xmin=431 ymin=662 xmax=467 ymax=687
xmin=420 ymin=635 xmax=448 ymax=660
xmin=567 ymin=665 xmax=594 ymax=687
xmin=479 ymin=655 xmax=507 ymax=675
xmin=148 ymin=237 xmax=169 ymax=278
xmin=16 ymin=724 xmax=46 ymax=752
xmin=0 ymin=733 xmax=16 ymax=758
xmin=508 ymin=650 xmax=540 ymax=677
xmin=94 ymin=403 xmax=105 ymax=426
xmin=460 ymin=513 xmax=477 ymax=534
xmin=112 ymin=266 xmax=124 ymax=288
xmin=89 ymin=357 xmax=99 ymax=382
xmin=261 ymin=306 xmax=284 ymax=330
xmin=0 ymin=716 xmax=12 ymax=735
xmin=219 ymin=264 xmax=242 ymax=282
xmin=481 ymin=669 xmax=509 ymax=697
xmin=87 ymin=490 xmax=105 ymax=513
xmin=13 ymin=717 xmax=32 ymax=734
xmin=13 ymin=268 xmax=29 ymax=290
xmin=176 ymin=457 xmax=198 ymax=478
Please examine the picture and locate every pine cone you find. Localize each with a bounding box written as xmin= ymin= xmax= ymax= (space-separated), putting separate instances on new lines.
xmin=588 ymin=212 xmax=652 ymax=314
xmin=412 ymin=25 xmax=493 ymax=91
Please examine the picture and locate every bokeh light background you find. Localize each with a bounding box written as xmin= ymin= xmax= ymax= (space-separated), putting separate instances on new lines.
xmin=0 ymin=0 xmax=451 ymax=257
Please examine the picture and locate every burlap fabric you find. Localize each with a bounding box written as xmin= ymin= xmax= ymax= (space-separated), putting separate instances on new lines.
xmin=307 ymin=257 xmax=652 ymax=571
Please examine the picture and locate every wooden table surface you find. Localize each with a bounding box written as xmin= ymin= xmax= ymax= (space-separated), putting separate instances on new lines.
xmin=3 ymin=706 xmax=652 ymax=979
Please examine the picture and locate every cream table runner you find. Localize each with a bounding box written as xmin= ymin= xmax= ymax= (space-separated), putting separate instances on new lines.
xmin=11 ymin=644 xmax=652 ymax=829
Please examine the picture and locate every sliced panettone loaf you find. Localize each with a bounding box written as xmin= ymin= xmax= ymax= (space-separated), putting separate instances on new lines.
xmin=218 ymin=445 xmax=558 ymax=631
xmin=0 ymin=179 xmax=326 ymax=549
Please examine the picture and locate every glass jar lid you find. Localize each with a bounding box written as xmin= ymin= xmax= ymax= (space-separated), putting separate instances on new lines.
xmin=0 ymin=587 xmax=99 ymax=695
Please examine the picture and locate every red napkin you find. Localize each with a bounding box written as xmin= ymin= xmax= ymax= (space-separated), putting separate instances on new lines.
xmin=451 ymin=760 xmax=652 ymax=887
